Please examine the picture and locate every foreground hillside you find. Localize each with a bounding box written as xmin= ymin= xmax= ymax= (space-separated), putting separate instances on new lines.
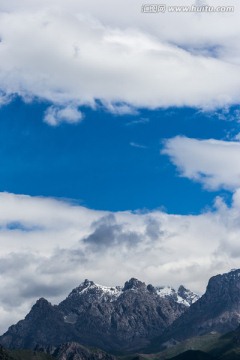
xmin=0 ymin=345 xmax=53 ymax=360
xmin=4 ymin=329 xmax=240 ymax=360
xmin=137 ymin=325 xmax=240 ymax=359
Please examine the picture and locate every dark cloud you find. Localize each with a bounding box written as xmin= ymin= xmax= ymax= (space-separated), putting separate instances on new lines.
xmin=145 ymin=217 xmax=165 ymax=241
xmin=0 ymin=253 xmax=36 ymax=274
xmin=83 ymin=214 xmax=142 ymax=250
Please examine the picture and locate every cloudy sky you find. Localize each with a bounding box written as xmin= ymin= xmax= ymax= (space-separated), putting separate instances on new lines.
xmin=0 ymin=0 xmax=240 ymax=334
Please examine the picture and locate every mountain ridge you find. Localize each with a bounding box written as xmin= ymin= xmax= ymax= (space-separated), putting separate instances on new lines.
xmin=2 ymin=270 xmax=240 ymax=355
xmin=149 ymin=269 xmax=240 ymax=352
xmin=0 ymin=277 xmax=194 ymax=352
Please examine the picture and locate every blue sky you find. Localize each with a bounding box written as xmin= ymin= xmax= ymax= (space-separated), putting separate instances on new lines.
xmin=0 ymin=97 xmax=237 ymax=214
xmin=1 ymin=0 xmax=240 ymax=333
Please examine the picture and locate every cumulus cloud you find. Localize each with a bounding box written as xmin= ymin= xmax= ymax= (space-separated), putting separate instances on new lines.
xmin=44 ymin=105 xmax=83 ymax=126
xmin=0 ymin=191 xmax=240 ymax=333
xmin=162 ymin=136 xmax=240 ymax=190
xmin=0 ymin=0 xmax=239 ymax=117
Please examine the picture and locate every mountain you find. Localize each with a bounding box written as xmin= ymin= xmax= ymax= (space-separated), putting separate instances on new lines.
xmin=2 ymin=270 xmax=240 ymax=359
xmin=152 ymin=269 xmax=240 ymax=350
xmin=0 ymin=278 xmax=191 ymax=352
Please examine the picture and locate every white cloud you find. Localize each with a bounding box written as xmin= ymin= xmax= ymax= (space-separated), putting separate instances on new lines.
xmin=104 ymin=102 xmax=138 ymax=116
xmin=130 ymin=142 xmax=147 ymax=149
xmin=0 ymin=191 xmax=240 ymax=333
xmin=0 ymin=0 xmax=239 ymax=115
xmin=44 ymin=105 xmax=83 ymax=126
xmin=162 ymin=136 xmax=240 ymax=190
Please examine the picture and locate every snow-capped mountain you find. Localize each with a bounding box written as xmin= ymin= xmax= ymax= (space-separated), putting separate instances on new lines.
xmin=2 ymin=270 xmax=240 ymax=356
xmin=156 ymin=285 xmax=199 ymax=306
xmin=68 ymin=279 xmax=123 ymax=303
xmin=68 ymin=278 xmax=199 ymax=307
xmin=0 ymin=278 xmax=187 ymax=352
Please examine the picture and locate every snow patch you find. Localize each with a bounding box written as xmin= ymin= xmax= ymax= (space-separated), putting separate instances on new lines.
xmin=68 ymin=280 xmax=123 ymax=302
xmin=156 ymin=285 xmax=199 ymax=306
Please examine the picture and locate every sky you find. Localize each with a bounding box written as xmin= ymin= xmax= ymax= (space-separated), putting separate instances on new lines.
xmin=0 ymin=0 xmax=240 ymax=334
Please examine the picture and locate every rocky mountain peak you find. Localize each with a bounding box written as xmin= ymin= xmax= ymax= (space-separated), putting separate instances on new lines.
xmin=33 ymin=298 xmax=52 ymax=309
xmin=66 ymin=279 xmax=123 ymax=303
xmin=197 ymin=269 xmax=240 ymax=310
xmin=177 ymin=285 xmax=199 ymax=305
xmin=78 ymin=279 xmax=96 ymax=291
xmin=147 ymin=284 xmax=156 ymax=293
xmin=157 ymin=269 xmax=240 ymax=346
xmin=208 ymin=267 xmax=239 ymax=296
xmin=123 ymin=278 xmax=146 ymax=291
xmin=82 ymin=279 xmax=95 ymax=287
xmin=155 ymin=285 xmax=199 ymax=307
xmin=67 ymin=279 xmax=97 ymax=298
xmin=177 ymin=285 xmax=187 ymax=293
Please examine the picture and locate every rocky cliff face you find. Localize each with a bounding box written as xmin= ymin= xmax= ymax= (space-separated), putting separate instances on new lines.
xmin=0 ymin=278 xmax=189 ymax=352
xmin=158 ymin=269 xmax=240 ymax=346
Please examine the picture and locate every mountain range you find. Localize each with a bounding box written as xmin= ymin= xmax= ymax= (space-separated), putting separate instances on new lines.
xmin=1 ymin=269 xmax=240 ymax=359
xmin=0 ymin=278 xmax=197 ymax=352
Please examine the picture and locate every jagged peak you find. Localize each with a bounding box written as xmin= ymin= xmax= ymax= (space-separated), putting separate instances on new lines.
xmin=35 ymin=297 xmax=51 ymax=306
xmin=177 ymin=285 xmax=200 ymax=305
xmin=178 ymin=285 xmax=187 ymax=292
xmin=214 ymin=268 xmax=240 ymax=280
xmin=29 ymin=298 xmax=53 ymax=313
xmin=66 ymin=278 xmax=199 ymax=306
xmin=73 ymin=279 xmax=96 ymax=291
xmin=156 ymin=285 xmax=199 ymax=307
xmin=206 ymin=268 xmax=240 ymax=295
xmin=225 ymin=268 xmax=240 ymax=278
xmin=67 ymin=279 xmax=123 ymax=301
xmin=146 ymin=284 xmax=156 ymax=293
xmin=208 ymin=268 xmax=240 ymax=285
xmin=82 ymin=279 xmax=95 ymax=287
xmin=123 ymin=278 xmax=146 ymax=291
